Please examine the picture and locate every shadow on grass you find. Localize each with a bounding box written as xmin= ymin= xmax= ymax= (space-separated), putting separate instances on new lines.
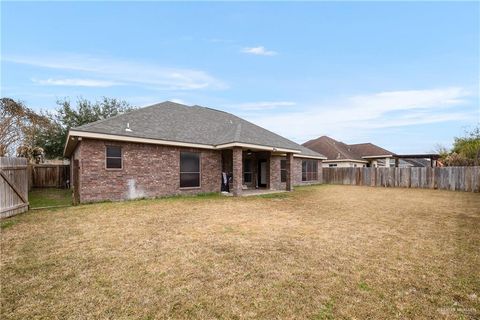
xmin=29 ymin=188 xmax=72 ymax=209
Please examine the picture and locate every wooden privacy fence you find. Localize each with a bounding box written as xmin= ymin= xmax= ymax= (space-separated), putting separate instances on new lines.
xmin=322 ymin=167 xmax=480 ymax=192
xmin=1 ymin=157 xmax=29 ymax=218
xmin=29 ymin=164 xmax=70 ymax=188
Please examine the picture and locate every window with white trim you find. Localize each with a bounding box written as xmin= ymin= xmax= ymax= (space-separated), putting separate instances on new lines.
xmin=280 ymin=160 xmax=287 ymax=182
xmin=302 ymin=160 xmax=318 ymax=181
xmin=106 ymin=146 xmax=122 ymax=169
xmin=180 ymin=152 xmax=200 ymax=188
xmin=243 ymin=159 xmax=252 ymax=183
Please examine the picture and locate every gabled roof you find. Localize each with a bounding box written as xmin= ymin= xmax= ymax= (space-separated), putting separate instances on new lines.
xmin=348 ymin=143 xmax=396 ymax=158
xmin=302 ymin=136 xmax=395 ymax=161
xmin=65 ymin=101 xmax=325 ymax=159
xmin=302 ymin=136 xmax=365 ymax=161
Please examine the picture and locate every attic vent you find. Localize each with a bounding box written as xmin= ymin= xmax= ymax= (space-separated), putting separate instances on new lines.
xmin=125 ymin=122 xmax=132 ymax=132
xmin=336 ymin=152 xmax=341 ymax=159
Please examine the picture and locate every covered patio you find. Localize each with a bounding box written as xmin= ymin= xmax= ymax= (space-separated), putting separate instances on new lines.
xmin=220 ymin=146 xmax=296 ymax=196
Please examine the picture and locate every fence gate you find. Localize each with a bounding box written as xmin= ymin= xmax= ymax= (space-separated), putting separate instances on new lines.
xmin=30 ymin=164 xmax=70 ymax=188
xmin=0 ymin=157 xmax=29 ymax=218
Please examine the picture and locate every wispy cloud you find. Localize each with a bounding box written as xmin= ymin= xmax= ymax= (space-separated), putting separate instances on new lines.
xmin=5 ymin=54 xmax=227 ymax=90
xmin=242 ymin=46 xmax=278 ymax=56
xmin=32 ymin=78 xmax=120 ymax=87
xmin=229 ymin=101 xmax=295 ymax=111
xmin=246 ymin=87 xmax=474 ymax=143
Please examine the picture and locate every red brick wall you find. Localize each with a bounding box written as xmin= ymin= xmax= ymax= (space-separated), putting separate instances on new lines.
xmin=269 ymin=156 xmax=323 ymax=189
xmin=293 ymin=158 xmax=323 ymax=185
xmin=73 ymin=139 xmax=221 ymax=203
xmin=269 ymin=156 xmax=286 ymax=190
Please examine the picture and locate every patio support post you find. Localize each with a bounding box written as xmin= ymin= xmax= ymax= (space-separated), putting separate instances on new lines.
xmin=232 ymin=147 xmax=243 ymax=196
xmin=286 ymin=152 xmax=294 ymax=191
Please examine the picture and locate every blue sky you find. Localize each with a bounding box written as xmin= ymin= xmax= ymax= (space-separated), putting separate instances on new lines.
xmin=1 ymin=2 xmax=479 ymax=153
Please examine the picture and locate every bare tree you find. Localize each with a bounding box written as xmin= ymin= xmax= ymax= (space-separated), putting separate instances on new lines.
xmin=0 ymin=98 xmax=52 ymax=159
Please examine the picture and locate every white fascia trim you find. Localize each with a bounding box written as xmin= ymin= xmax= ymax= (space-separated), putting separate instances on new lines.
xmin=214 ymin=142 xmax=301 ymax=154
xmin=293 ymin=154 xmax=327 ymax=160
xmin=323 ymin=159 xmax=368 ymax=163
xmin=65 ymin=130 xmax=302 ymax=155
xmin=362 ymin=155 xmax=394 ymax=159
xmin=63 ymin=131 xmax=72 ymax=155
xmin=68 ymin=130 xmax=216 ymax=150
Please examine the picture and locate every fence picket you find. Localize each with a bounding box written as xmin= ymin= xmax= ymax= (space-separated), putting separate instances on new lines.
xmin=322 ymin=167 xmax=479 ymax=192
xmin=1 ymin=157 xmax=29 ymax=218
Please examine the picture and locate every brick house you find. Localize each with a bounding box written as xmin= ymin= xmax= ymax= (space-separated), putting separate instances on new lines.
xmin=64 ymin=101 xmax=326 ymax=203
xmin=303 ymin=136 xmax=438 ymax=168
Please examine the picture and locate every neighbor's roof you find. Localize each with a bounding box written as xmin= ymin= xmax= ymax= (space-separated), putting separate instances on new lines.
xmin=302 ymin=136 xmax=395 ymax=161
xmin=348 ymin=143 xmax=396 ymax=158
xmin=65 ymin=101 xmax=325 ymax=159
xmin=302 ymin=136 xmax=365 ymax=161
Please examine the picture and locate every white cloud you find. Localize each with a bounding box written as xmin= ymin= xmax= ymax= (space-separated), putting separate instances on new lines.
xmin=242 ymin=46 xmax=277 ymax=56
xmin=245 ymin=87 xmax=473 ymax=143
xmin=32 ymin=78 xmax=120 ymax=87
xmin=229 ymin=101 xmax=295 ymax=111
xmin=5 ymin=54 xmax=227 ymax=90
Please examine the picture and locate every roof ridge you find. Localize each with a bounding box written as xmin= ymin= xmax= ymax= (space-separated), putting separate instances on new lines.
xmin=67 ymin=101 xmax=325 ymax=158
xmin=74 ymin=101 xmax=173 ymax=130
xmin=302 ymin=135 xmax=328 ymax=146
xmin=323 ymin=136 xmax=353 ymax=159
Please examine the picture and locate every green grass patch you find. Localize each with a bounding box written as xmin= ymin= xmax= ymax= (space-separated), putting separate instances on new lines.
xmin=29 ymin=188 xmax=72 ymax=208
xmin=0 ymin=219 xmax=18 ymax=230
xmin=313 ymin=300 xmax=334 ymax=320
xmin=358 ymin=281 xmax=372 ymax=292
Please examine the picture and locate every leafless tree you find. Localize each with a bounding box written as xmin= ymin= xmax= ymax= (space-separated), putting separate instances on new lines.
xmin=0 ymin=98 xmax=51 ymax=159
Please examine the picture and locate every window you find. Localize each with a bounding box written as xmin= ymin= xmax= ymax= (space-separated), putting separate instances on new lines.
xmin=328 ymin=164 xmax=337 ymax=167
xmin=302 ymin=160 xmax=318 ymax=181
xmin=280 ymin=160 xmax=287 ymax=182
xmin=243 ymin=159 xmax=252 ymax=183
xmin=106 ymin=146 xmax=122 ymax=169
xmin=180 ymin=152 xmax=200 ymax=188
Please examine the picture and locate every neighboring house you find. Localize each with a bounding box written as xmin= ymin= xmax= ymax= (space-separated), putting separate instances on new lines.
xmin=64 ymin=101 xmax=326 ymax=203
xmin=302 ymin=136 xmax=438 ymax=168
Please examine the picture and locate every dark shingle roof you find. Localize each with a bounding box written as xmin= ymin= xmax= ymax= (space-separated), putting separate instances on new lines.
xmin=348 ymin=143 xmax=395 ymax=157
xmin=302 ymin=136 xmax=364 ymax=161
xmin=302 ymin=136 xmax=395 ymax=161
xmin=71 ymin=101 xmax=324 ymax=158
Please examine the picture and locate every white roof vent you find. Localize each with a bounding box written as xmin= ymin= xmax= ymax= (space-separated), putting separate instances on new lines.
xmin=125 ymin=122 xmax=132 ymax=132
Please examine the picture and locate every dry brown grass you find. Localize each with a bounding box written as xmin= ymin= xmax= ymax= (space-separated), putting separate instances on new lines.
xmin=1 ymin=185 xmax=479 ymax=319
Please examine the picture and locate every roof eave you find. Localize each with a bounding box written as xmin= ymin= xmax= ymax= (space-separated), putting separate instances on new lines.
xmin=63 ymin=130 xmax=78 ymax=157
xmin=323 ymin=159 xmax=369 ymax=163
xmin=65 ymin=130 xmax=303 ymax=154
xmin=361 ymin=155 xmax=395 ymax=159
xmin=215 ymin=142 xmax=301 ymax=154
xmin=294 ymin=154 xmax=327 ymax=160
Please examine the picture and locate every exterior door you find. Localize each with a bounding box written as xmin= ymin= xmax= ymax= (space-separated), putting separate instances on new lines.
xmin=258 ymin=160 xmax=267 ymax=188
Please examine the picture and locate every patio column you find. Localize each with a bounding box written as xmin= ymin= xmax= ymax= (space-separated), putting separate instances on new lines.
xmin=286 ymin=152 xmax=294 ymax=191
xmin=232 ymin=147 xmax=243 ymax=196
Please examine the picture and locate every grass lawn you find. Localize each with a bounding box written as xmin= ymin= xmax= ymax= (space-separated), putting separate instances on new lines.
xmin=1 ymin=185 xmax=479 ymax=319
xmin=28 ymin=188 xmax=72 ymax=208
